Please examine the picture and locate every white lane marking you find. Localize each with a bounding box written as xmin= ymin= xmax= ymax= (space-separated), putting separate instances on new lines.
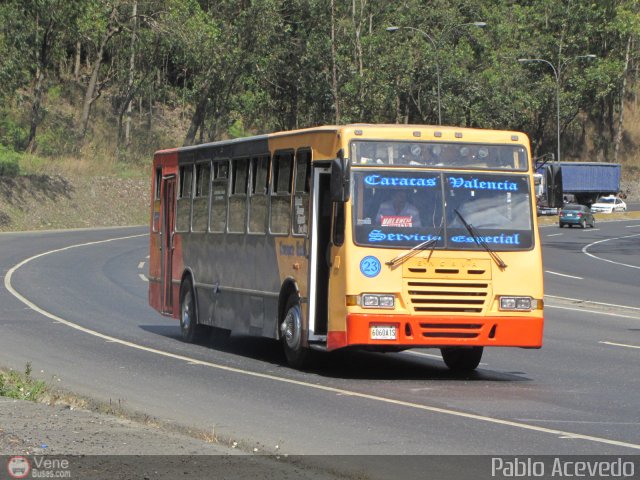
xmin=625 ymin=225 xmax=640 ymax=228
xmin=599 ymin=341 xmax=640 ymax=350
xmin=545 ymin=294 xmax=640 ymax=312
xmin=138 ymin=262 xmax=145 ymax=269
xmin=545 ymin=271 xmax=583 ymax=280
xmin=545 ymin=304 xmax=640 ymax=321
xmin=5 ymin=235 xmax=640 ymax=452
xmin=582 ymin=233 xmax=640 ymax=270
xmin=517 ymin=419 xmax=640 ymax=425
xmin=403 ymin=350 xmax=442 ymax=360
xmin=138 ymin=273 xmax=149 ymax=283
xmin=546 ymin=233 xmax=563 ymax=237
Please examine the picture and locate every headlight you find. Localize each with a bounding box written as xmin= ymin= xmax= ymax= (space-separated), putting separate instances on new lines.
xmin=361 ymin=294 xmax=395 ymax=309
xmin=499 ymin=296 xmax=535 ymax=311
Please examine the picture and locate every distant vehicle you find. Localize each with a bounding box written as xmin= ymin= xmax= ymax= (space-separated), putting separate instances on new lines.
xmin=557 ymin=162 xmax=621 ymax=205
xmin=559 ymin=204 xmax=595 ymax=228
xmin=537 ymin=205 xmax=558 ymax=216
xmin=590 ymin=195 xmax=627 ymax=213
xmin=535 ymin=162 xmax=621 ymax=206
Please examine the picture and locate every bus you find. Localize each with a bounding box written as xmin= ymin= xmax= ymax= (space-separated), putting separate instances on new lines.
xmin=148 ymin=124 xmax=557 ymax=371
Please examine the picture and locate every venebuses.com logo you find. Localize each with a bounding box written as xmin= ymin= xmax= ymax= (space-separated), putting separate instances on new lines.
xmin=6 ymin=456 xmax=31 ymax=479
xmin=6 ymin=456 xmax=71 ymax=478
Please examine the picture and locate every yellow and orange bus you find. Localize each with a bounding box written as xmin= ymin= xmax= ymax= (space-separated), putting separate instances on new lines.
xmin=149 ymin=124 xmax=555 ymax=371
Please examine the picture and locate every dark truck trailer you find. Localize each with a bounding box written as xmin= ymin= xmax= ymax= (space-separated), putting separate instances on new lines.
xmin=557 ymin=162 xmax=621 ymax=205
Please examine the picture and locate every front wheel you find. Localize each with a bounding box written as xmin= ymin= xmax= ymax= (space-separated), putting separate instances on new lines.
xmin=440 ymin=347 xmax=483 ymax=372
xmin=580 ymin=219 xmax=586 ymax=229
xmin=280 ymin=296 xmax=312 ymax=369
xmin=180 ymin=278 xmax=208 ymax=343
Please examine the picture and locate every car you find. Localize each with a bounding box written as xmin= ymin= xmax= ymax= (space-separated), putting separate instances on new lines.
xmin=590 ymin=195 xmax=627 ymax=213
xmin=559 ymin=204 xmax=595 ymax=228
xmin=537 ymin=205 xmax=559 ymax=216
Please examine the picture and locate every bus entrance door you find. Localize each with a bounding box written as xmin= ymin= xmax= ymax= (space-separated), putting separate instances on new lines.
xmin=308 ymin=166 xmax=332 ymax=342
xmin=161 ymin=175 xmax=176 ymax=314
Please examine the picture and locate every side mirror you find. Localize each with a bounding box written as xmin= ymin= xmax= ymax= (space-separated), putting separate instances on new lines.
xmin=545 ymin=164 xmax=563 ymax=208
xmin=330 ymin=149 xmax=350 ymax=202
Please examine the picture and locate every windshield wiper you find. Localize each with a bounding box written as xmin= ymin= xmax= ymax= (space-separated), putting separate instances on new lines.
xmin=454 ymin=209 xmax=508 ymax=270
xmin=385 ymin=236 xmax=438 ymax=267
xmin=424 ymin=221 xmax=444 ymax=264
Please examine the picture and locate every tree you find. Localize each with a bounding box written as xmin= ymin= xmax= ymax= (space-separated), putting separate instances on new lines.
xmin=5 ymin=0 xmax=84 ymax=152
xmin=77 ymin=0 xmax=128 ymax=139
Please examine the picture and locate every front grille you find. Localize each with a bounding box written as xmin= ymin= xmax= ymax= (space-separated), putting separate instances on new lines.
xmin=419 ymin=322 xmax=482 ymax=339
xmin=406 ymin=280 xmax=489 ymax=313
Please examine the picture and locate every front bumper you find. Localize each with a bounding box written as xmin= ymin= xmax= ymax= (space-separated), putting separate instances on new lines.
xmin=327 ymin=313 xmax=544 ymax=350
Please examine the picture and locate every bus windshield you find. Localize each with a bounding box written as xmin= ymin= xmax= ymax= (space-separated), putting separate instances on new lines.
xmin=353 ymin=170 xmax=533 ymax=250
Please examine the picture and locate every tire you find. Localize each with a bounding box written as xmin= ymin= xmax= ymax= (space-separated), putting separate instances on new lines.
xmin=440 ymin=347 xmax=483 ymax=372
xmin=580 ymin=219 xmax=586 ymax=229
xmin=180 ymin=278 xmax=208 ymax=343
xmin=280 ymin=295 xmax=312 ymax=369
xmin=591 ymin=218 xmax=596 ymax=228
xmin=559 ymin=223 xmax=564 ymax=228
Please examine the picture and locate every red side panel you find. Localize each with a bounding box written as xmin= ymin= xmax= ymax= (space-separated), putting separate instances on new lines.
xmin=149 ymin=150 xmax=179 ymax=316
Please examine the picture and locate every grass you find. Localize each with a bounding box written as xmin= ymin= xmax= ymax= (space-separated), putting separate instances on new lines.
xmin=0 ymin=363 xmax=48 ymax=402
xmin=17 ymin=151 xmax=148 ymax=179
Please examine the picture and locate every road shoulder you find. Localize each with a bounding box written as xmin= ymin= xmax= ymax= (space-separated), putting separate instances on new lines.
xmin=0 ymin=397 xmax=342 ymax=479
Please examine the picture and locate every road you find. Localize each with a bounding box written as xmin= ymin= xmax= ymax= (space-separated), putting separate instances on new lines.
xmin=625 ymin=201 xmax=640 ymax=212
xmin=1 ymin=222 xmax=639 ymax=477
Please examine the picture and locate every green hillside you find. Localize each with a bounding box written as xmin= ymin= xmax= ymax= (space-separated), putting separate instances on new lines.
xmin=1 ymin=1 xmax=639 ymax=230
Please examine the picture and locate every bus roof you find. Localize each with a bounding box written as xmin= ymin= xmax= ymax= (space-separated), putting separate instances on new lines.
xmin=154 ymin=124 xmax=528 ymax=156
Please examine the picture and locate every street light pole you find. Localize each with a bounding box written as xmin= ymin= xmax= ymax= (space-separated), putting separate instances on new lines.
xmin=518 ymin=55 xmax=596 ymax=162
xmin=386 ymin=22 xmax=486 ymax=126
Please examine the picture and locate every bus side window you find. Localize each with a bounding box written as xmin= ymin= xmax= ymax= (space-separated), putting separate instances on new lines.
xmin=292 ymin=149 xmax=311 ymax=236
xmin=154 ymin=168 xmax=162 ymax=200
xmin=270 ymin=150 xmax=293 ymax=235
xmin=228 ymin=158 xmax=249 ymax=233
xmin=249 ymin=155 xmax=269 ymax=234
xmin=210 ymin=160 xmax=229 ymax=233
xmin=192 ymin=161 xmax=211 ymax=232
xmin=176 ymin=164 xmax=193 ymax=232
xmin=152 ymin=167 xmax=162 ymax=232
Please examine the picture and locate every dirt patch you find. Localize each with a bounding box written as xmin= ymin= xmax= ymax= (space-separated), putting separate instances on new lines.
xmin=0 ymin=174 xmax=149 ymax=231
xmin=0 ymin=399 xmax=342 ymax=479
xmin=0 ymin=175 xmax=74 ymax=205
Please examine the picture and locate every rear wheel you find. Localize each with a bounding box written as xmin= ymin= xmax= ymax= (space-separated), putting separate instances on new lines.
xmin=280 ymin=295 xmax=312 ymax=369
xmin=440 ymin=347 xmax=483 ymax=373
xmin=180 ymin=278 xmax=208 ymax=343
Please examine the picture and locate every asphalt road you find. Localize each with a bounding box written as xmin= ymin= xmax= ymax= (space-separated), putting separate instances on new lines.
xmin=625 ymin=201 xmax=640 ymax=212
xmin=1 ymin=223 xmax=639 ymax=477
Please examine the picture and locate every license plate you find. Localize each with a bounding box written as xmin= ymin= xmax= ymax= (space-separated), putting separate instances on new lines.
xmin=370 ymin=326 xmax=397 ymax=340
xmin=566 ymin=213 xmax=573 ymax=217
